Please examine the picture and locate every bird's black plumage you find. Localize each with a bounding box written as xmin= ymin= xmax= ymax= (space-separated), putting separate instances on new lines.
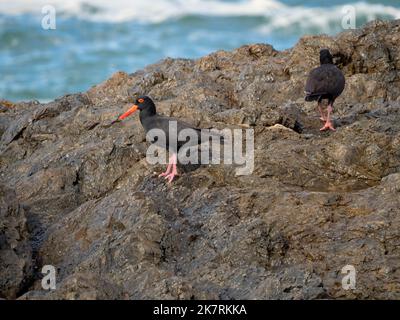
xmin=118 ymin=96 xmax=223 ymax=182
xmin=122 ymin=96 xmax=222 ymax=153
xmin=305 ymin=49 xmax=345 ymax=104
xmin=138 ymin=97 xmax=202 ymax=153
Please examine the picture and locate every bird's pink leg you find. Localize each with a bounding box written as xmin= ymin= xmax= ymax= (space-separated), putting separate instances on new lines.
xmin=320 ymin=104 xmax=336 ymax=131
xmin=159 ymin=153 xmax=178 ymax=183
xmin=158 ymin=161 xmax=172 ymax=177
xmin=318 ymin=102 xmax=327 ymax=121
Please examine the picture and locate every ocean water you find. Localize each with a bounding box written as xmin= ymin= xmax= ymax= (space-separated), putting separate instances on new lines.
xmin=1 ymin=0 xmax=400 ymax=102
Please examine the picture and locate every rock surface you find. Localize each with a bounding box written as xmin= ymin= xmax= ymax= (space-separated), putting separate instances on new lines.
xmin=1 ymin=20 xmax=400 ymax=299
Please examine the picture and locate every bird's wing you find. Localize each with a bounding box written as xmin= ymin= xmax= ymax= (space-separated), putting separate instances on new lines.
xmin=154 ymin=115 xmax=200 ymax=132
xmin=150 ymin=115 xmax=200 ymax=149
xmin=305 ymin=65 xmax=345 ymax=97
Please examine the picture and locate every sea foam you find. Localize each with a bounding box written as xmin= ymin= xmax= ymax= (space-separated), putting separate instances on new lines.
xmin=1 ymin=0 xmax=399 ymax=28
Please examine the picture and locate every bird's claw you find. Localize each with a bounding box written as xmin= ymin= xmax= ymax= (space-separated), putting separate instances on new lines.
xmin=164 ymin=172 xmax=177 ymax=183
xmin=158 ymin=172 xmax=169 ymax=177
xmin=320 ymin=122 xmax=336 ymax=131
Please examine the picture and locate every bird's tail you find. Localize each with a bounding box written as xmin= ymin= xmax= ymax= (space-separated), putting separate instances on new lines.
xmin=304 ymin=91 xmax=323 ymax=102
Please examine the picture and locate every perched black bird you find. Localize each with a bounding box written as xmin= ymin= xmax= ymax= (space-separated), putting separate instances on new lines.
xmin=305 ymin=49 xmax=345 ymax=131
xmin=118 ymin=96 xmax=221 ymax=183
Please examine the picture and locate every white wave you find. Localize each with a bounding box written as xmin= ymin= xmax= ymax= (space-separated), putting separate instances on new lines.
xmin=0 ymin=0 xmax=399 ymax=29
xmin=257 ymin=2 xmax=400 ymax=34
xmin=0 ymin=0 xmax=283 ymax=22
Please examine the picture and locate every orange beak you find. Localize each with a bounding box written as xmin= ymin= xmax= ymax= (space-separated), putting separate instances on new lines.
xmin=118 ymin=105 xmax=139 ymax=120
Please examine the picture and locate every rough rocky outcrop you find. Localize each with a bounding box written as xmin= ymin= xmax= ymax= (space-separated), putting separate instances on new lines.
xmin=1 ymin=20 xmax=399 ymax=300
xmin=0 ymin=187 xmax=32 ymax=299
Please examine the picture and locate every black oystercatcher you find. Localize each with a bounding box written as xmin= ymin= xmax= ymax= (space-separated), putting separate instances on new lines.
xmin=118 ymin=96 xmax=218 ymax=183
xmin=305 ymin=49 xmax=345 ymax=131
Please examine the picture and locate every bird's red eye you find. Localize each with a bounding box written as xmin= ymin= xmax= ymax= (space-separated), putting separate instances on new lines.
xmin=138 ymin=98 xmax=144 ymax=103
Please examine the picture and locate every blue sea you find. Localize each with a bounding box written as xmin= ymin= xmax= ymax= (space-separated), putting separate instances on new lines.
xmin=1 ymin=0 xmax=400 ymax=102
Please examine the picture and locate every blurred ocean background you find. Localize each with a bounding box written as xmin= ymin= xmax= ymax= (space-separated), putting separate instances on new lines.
xmin=1 ymin=0 xmax=400 ymax=102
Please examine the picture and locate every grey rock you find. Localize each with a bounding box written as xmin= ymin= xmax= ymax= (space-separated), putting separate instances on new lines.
xmin=1 ymin=20 xmax=400 ymax=300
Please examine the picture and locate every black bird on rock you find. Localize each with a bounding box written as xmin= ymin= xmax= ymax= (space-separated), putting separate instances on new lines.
xmin=118 ymin=96 xmax=222 ymax=183
xmin=305 ymin=49 xmax=345 ymax=131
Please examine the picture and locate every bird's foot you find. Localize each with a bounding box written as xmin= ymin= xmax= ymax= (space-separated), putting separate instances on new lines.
xmin=160 ymin=163 xmax=178 ymax=183
xmin=158 ymin=171 xmax=170 ymax=177
xmin=163 ymin=170 xmax=178 ymax=183
xmin=159 ymin=154 xmax=178 ymax=183
xmin=319 ymin=117 xmax=327 ymax=122
xmin=159 ymin=163 xmax=172 ymax=177
xmin=320 ymin=121 xmax=336 ymax=131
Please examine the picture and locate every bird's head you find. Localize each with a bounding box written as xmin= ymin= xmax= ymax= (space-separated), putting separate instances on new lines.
xmin=118 ymin=96 xmax=156 ymax=120
xmin=320 ymin=49 xmax=333 ymax=65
